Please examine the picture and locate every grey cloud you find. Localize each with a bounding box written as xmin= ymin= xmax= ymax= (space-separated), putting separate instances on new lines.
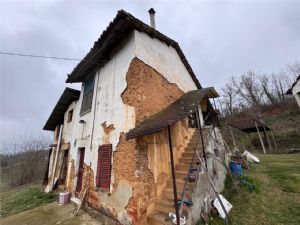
xmin=0 ymin=0 xmax=299 ymax=145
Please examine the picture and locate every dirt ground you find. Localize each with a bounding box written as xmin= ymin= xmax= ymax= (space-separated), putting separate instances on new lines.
xmin=1 ymin=202 xmax=103 ymax=225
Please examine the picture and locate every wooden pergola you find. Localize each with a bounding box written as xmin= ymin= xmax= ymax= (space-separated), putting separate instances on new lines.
xmin=228 ymin=118 xmax=278 ymax=154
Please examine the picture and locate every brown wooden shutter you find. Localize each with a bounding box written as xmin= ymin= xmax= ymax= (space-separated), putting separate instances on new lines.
xmin=96 ymin=144 xmax=112 ymax=190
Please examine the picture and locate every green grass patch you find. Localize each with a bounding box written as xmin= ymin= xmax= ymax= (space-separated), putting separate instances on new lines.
xmin=0 ymin=184 xmax=57 ymax=218
xmin=200 ymin=153 xmax=300 ymax=225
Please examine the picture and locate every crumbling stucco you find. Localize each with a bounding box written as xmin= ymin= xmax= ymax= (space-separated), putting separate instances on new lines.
xmin=101 ymin=122 xmax=115 ymax=144
xmin=121 ymin=57 xmax=184 ymax=123
xmin=110 ymin=58 xmax=191 ymax=224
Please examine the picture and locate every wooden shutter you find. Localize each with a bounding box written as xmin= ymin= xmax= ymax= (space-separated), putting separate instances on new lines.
xmin=96 ymin=144 xmax=112 ymax=190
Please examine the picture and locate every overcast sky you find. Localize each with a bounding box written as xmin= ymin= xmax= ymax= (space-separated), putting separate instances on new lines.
xmin=0 ymin=0 xmax=299 ymax=146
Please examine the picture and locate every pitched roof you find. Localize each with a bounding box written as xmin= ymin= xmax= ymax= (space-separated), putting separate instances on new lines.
xmin=43 ymin=88 xmax=80 ymax=131
xmin=286 ymin=74 xmax=300 ymax=95
xmin=228 ymin=118 xmax=270 ymax=133
xmin=66 ymin=10 xmax=201 ymax=89
xmin=126 ymin=87 xmax=218 ymax=139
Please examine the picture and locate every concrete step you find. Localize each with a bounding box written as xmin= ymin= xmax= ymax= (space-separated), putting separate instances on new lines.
xmin=166 ymin=180 xmax=194 ymax=190
xmin=179 ymin=157 xmax=200 ymax=164
xmin=182 ymin=152 xmax=195 ymax=158
xmin=163 ymin=188 xmax=191 ymax=201
xmin=185 ymin=146 xmax=205 ymax=151
xmin=155 ymin=202 xmax=175 ymax=215
xmin=176 ymin=163 xmax=190 ymax=171
xmin=175 ymin=171 xmax=188 ymax=179
xmin=147 ymin=211 xmax=172 ymax=225
xmin=187 ymin=142 xmax=207 ymax=148
xmin=155 ymin=198 xmax=174 ymax=208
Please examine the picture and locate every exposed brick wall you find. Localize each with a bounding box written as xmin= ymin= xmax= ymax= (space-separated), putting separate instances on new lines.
xmin=74 ymin=58 xmax=185 ymax=224
xmin=121 ymin=58 xmax=184 ymax=123
xmin=112 ymin=58 xmax=185 ymax=224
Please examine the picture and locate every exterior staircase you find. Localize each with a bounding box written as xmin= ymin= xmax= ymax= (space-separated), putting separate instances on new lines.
xmin=147 ymin=129 xmax=208 ymax=225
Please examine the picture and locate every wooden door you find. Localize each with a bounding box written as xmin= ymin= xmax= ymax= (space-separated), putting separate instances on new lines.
xmin=76 ymin=148 xmax=85 ymax=194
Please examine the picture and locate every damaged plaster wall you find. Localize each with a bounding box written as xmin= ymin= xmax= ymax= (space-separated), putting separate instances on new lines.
xmin=48 ymin=28 xmax=203 ymax=224
xmin=188 ymin=127 xmax=228 ymax=225
xmin=115 ymin=58 xmax=198 ymax=223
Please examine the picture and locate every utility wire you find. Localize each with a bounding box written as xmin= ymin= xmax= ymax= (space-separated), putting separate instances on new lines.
xmin=0 ymin=51 xmax=106 ymax=62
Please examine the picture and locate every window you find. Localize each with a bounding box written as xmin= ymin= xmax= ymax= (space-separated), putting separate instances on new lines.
xmin=96 ymin=144 xmax=112 ymax=191
xmin=80 ymin=77 xmax=94 ymax=115
xmin=67 ymin=109 xmax=73 ymax=123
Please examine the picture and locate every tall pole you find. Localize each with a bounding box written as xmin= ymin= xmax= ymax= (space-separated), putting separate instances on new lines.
xmin=196 ymin=151 xmax=230 ymax=223
xmin=229 ymin=126 xmax=237 ymax=149
xmin=50 ymin=124 xmax=63 ymax=192
xmin=167 ymin=125 xmax=180 ymax=225
xmin=270 ymin=131 xmax=278 ymax=150
xmin=262 ymin=125 xmax=272 ymax=152
xmin=247 ymin=133 xmax=254 ymax=150
xmin=255 ymin=121 xmax=266 ymax=154
xmin=196 ymin=108 xmax=207 ymax=170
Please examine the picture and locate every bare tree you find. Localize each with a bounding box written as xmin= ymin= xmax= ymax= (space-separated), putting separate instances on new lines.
xmin=286 ymin=61 xmax=300 ymax=79
xmin=260 ymin=74 xmax=277 ymax=104
xmin=231 ymin=71 xmax=263 ymax=113
xmin=221 ymin=78 xmax=237 ymax=116
xmin=2 ymin=133 xmax=51 ymax=187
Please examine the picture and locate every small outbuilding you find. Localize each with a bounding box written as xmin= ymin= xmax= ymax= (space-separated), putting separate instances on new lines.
xmin=286 ymin=74 xmax=300 ymax=108
xmin=228 ymin=118 xmax=277 ymax=154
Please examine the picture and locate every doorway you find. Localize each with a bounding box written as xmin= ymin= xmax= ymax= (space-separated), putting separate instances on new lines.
xmin=76 ymin=148 xmax=85 ymax=195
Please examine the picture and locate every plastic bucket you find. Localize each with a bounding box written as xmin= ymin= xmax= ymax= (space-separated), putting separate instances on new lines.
xmin=230 ymin=162 xmax=243 ymax=176
xmin=59 ymin=192 xmax=70 ymax=204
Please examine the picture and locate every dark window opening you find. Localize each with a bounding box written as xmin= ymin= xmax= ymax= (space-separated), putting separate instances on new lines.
xmin=188 ymin=113 xmax=198 ymax=128
xmin=67 ymin=109 xmax=73 ymax=123
xmin=80 ymin=76 xmax=95 ymax=115
xmin=58 ymin=150 xmax=69 ymax=185
xmin=76 ymin=148 xmax=85 ymax=195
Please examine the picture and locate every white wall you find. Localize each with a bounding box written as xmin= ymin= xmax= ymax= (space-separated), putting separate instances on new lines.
xmin=58 ymin=29 xmax=201 ymax=191
xmin=135 ymin=30 xmax=198 ymax=92
xmin=292 ymin=79 xmax=300 ymax=108
xmin=60 ymin=31 xmax=136 ymax=190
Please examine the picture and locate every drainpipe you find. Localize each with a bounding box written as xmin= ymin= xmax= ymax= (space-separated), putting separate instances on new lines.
xmin=50 ymin=124 xmax=63 ymax=191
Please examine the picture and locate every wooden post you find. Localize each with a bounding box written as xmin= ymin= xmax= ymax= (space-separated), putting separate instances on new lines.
xmin=196 ymin=108 xmax=207 ymax=170
xmin=49 ymin=124 xmax=63 ymax=192
xmin=262 ymin=126 xmax=272 ymax=152
xmin=247 ymin=133 xmax=254 ymax=150
xmin=270 ymin=131 xmax=278 ymax=150
xmin=255 ymin=121 xmax=266 ymax=154
xmin=229 ymin=126 xmax=237 ymax=148
xmin=167 ymin=125 xmax=180 ymax=225
xmin=196 ymin=151 xmax=230 ymax=223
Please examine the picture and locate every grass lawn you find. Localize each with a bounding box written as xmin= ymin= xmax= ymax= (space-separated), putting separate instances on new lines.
xmin=208 ymin=153 xmax=300 ymax=225
xmin=0 ymin=184 xmax=57 ymax=218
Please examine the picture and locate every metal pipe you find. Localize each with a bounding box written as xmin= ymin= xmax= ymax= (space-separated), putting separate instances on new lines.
xmin=167 ymin=125 xmax=180 ymax=225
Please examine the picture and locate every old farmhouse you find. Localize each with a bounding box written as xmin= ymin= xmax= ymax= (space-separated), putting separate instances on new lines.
xmin=43 ymin=9 xmax=229 ymax=225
